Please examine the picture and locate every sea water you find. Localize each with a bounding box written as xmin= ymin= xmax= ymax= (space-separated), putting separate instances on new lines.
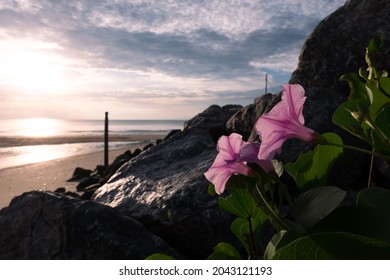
xmin=0 ymin=118 xmax=184 ymax=170
xmin=0 ymin=118 xmax=185 ymax=137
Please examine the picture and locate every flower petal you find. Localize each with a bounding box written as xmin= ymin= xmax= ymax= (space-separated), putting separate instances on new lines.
xmin=282 ymin=84 xmax=306 ymax=124
xmin=255 ymin=84 xmax=316 ymax=161
xmin=240 ymin=142 xmax=275 ymax=173
xmin=204 ymin=133 xmax=252 ymax=194
xmin=217 ymin=133 xmax=243 ymax=159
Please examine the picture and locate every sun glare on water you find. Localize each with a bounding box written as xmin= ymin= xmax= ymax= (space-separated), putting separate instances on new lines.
xmin=15 ymin=118 xmax=64 ymax=137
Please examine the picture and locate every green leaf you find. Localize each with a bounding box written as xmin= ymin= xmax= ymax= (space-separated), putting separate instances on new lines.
xmin=231 ymin=217 xmax=251 ymax=253
xmin=380 ymin=77 xmax=390 ymax=96
xmin=207 ymin=242 xmax=243 ymax=260
xmin=231 ymin=207 xmax=269 ymax=255
xmin=357 ymin=187 xmax=390 ymax=212
xmin=145 ymin=253 xmax=176 ymax=260
xmin=285 ymin=133 xmax=343 ymax=192
xmin=367 ymin=82 xmax=390 ymax=118
xmin=291 ymin=186 xmax=346 ymax=228
xmin=218 ymin=177 xmax=258 ymax=218
xmin=340 ymin=72 xmax=371 ymax=101
xmin=332 ymin=99 xmax=372 ymax=143
xmin=274 ymin=229 xmax=305 ymax=252
xmin=208 ymin=184 xmax=216 ymax=196
xmin=277 ymin=190 xmax=390 ymax=252
xmin=367 ymin=37 xmax=382 ymax=53
xmin=310 ymin=205 xmax=390 ymax=244
xmin=264 ymin=230 xmax=286 ymax=260
xmin=272 ymin=232 xmax=390 ymax=260
xmin=372 ymin=104 xmax=390 ymax=153
xmin=366 ymin=37 xmax=383 ymax=79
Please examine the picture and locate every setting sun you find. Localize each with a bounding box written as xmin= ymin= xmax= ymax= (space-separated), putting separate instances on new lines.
xmin=0 ymin=40 xmax=70 ymax=95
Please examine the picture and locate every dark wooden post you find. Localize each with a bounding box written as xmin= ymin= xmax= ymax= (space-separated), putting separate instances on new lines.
xmin=104 ymin=112 xmax=109 ymax=167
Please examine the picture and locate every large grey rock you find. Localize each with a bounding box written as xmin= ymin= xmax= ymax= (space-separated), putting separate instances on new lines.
xmin=291 ymin=0 xmax=390 ymax=92
xmin=227 ymin=0 xmax=390 ymax=188
xmin=0 ymin=191 xmax=180 ymax=259
xmin=184 ymin=104 xmax=242 ymax=142
xmin=285 ymin=0 xmax=390 ymax=186
xmin=93 ymin=105 xmax=242 ymax=259
xmin=227 ymin=93 xmax=282 ymax=141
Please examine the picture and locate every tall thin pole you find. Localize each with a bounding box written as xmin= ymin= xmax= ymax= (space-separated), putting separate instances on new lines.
xmin=104 ymin=112 xmax=109 ymax=167
xmin=265 ymin=73 xmax=268 ymax=94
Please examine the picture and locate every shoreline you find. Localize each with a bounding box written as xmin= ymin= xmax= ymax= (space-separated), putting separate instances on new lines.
xmin=0 ymin=141 xmax=157 ymax=210
xmin=0 ymin=133 xmax=166 ymax=148
xmin=0 ymin=133 xmax=167 ymax=171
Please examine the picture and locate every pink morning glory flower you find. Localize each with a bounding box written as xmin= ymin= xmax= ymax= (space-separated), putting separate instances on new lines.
xmin=239 ymin=142 xmax=275 ymax=174
xmin=255 ymin=84 xmax=322 ymax=161
xmin=204 ymin=133 xmax=252 ymax=194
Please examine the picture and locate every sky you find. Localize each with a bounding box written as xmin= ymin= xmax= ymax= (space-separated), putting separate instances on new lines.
xmin=0 ymin=0 xmax=346 ymax=120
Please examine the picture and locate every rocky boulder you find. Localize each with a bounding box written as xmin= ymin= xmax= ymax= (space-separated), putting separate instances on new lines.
xmin=227 ymin=0 xmax=390 ymax=188
xmin=291 ymin=0 xmax=390 ymax=92
xmin=93 ymin=104 xmax=242 ymax=259
xmin=184 ymin=104 xmax=242 ymax=142
xmin=226 ymin=93 xmax=281 ymax=141
xmin=285 ymin=0 xmax=390 ymax=187
xmin=0 ymin=191 xmax=180 ymax=259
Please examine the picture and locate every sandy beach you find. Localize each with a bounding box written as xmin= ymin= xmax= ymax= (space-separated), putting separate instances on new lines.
xmin=0 ymin=139 xmax=160 ymax=210
xmin=0 ymin=133 xmax=166 ymax=148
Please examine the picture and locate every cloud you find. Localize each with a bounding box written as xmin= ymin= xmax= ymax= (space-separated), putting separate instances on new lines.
xmin=0 ymin=0 xmax=344 ymax=75
xmin=0 ymin=0 xmax=345 ymax=119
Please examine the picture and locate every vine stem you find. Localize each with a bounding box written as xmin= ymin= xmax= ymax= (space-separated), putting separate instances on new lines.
xmin=255 ymin=183 xmax=288 ymax=231
xmin=322 ymin=141 xmax=390 ymax=161
xmin=367 ymin=152 xmax=375 ymax=187
xmin=247 ymin=216 xmax=259 ymax=259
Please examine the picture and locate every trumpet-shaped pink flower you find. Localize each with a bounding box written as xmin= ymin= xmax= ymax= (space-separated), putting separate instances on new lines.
xmin=239 ymin=142 xmax=275 ymax=174
xmin=256 ymin=84 xmax=319 ymax=160
xmin=204 ymin=133 xmax=252 ymax=194
xmin=204 ymin=133 xmax=274 ymax=194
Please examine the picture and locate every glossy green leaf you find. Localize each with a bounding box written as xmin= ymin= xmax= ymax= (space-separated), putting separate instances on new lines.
xmin=340 ymin=72 xmax=371 ymax=101
xmin=231 ymin=217 xmax=250 ymax=253
xmin=274 ymin=229 xmax=305 ymax=252
xmin=310 ymin=206 xmax=390 ymax=244
xmin=277 ymin=194 xmax=390 ymax=253
xmin=218 ymin=177 xmax=258 ymax=218
xmin=145 ymin=253 xmax=176 ymax=260
xmin=291 ymin=186 xmax=346 ymax=228
xmin=380 ymin=77 xmax=390 ymax=96
xmin=357 ymin=187 xmax=390 ymax=212
xmin=366 ymin=37 xmax=382 ymax=54
xmin=332 ymin=99 xmax=372 ymax=143
xmin=372 ymin=104 xmax=390 ymax=153
xmin=208 ymin=184 xmax=216 ymax=196
xmin=207 ymin=242 xmax=243 ymax=260
xmin=264 ymin=230 xmax=286 ymax=260
xmin=365 ymin=37 xmax=383 ymax=79
xmin=367 ymin=82 xmax=390 ymax=118
xmin=231 ymin=207 xmax=268 ymax=255
xmin=272 ymin=232 xmax=390 ymax=260
xmin=285 ymin=133 xmax=343 ymax=192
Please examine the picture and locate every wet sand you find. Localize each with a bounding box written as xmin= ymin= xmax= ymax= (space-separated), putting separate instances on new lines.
xmin=0 ymin=136 xmax=165 ymax=209
xmin=0 ymin=134 xmax=165 ymax=148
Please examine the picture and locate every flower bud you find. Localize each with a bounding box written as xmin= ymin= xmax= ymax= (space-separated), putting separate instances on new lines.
xmin=349 ymin=110 xmax=365 ymax=122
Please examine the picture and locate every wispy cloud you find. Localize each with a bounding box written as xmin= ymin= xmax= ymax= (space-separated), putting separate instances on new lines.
xmin=0 ymin=0 xmax=345 ymax=119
